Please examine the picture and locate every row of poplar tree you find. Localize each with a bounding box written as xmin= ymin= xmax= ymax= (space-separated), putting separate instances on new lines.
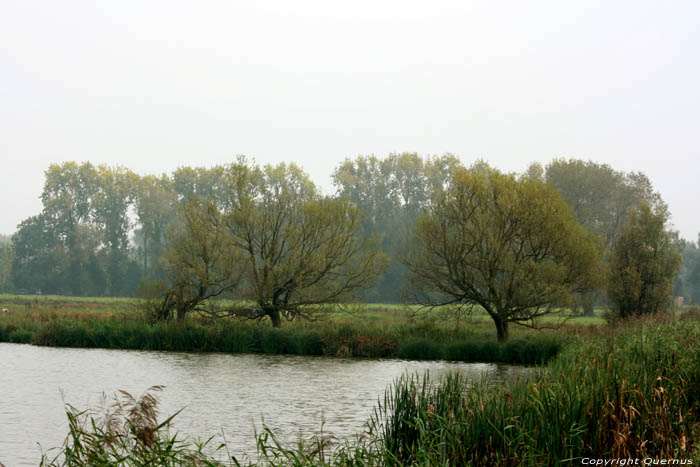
xmin=0 ymin=154 xmax=698 ymax=304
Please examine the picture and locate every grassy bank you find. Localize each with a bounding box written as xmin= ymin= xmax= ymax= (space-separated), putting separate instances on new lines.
xmin=39 ymin=312 xmax=700 ymax=466
xmin=0 ymin=306 xmax=564 ymax=364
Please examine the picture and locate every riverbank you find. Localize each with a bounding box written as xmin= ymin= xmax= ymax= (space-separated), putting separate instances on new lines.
xmin=0 ymin=305 xmax=565 ymax=364
xmin=38 ymin=311 xmax=700 ymax=466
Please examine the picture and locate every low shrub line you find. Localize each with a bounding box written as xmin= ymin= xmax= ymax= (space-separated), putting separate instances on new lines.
xmin=0 ymin=312 xmax=563 ymax=364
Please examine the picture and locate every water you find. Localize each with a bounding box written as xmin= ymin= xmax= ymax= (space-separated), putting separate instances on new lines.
xmin=0 ymin=343 xmax=535 ymax=465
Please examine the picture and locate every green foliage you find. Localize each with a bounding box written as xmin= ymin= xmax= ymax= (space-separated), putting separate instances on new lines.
xmin=608 ymin=203 xmax=682 ymax=318
xmin=405 ymin=164 xmax=602 ymax=341
xmin=0 ymin=240 xmax=15 ymax=292
xmin=544 ymin=159 xmax=663 ymax=250
xmin=675 ymin=236 xmax=700 ymax=305
xmin=216 ymin=157 xmax=388 ymax=326
xmin=368 ymin=314 xmax=700 ymax=465
xmin=146 ymin=197 xmax=244 ymax=322
xmin=332 ymin=153 xmax=464 ymax=303
xmin=8 ymin=156 xmax=683 ymax=318
xmin=133 ymin=174 xmax=177 ymax=279
xmin=12 ymin=163 xmax=143 ymax=296
xmin=0 ymin=306 xmax=565 ymax=364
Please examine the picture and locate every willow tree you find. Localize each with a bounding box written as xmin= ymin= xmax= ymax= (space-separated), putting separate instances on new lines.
xmin=222 ymin=157 xmax=387 ymax=327
xmin=405 ymin=165 xmax=601 ymax=341
xmin=151 ymin=198 xmax=244 ymax=322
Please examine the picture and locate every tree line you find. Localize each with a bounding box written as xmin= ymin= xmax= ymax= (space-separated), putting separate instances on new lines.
xmin=0 ymin=155 xmax=696 ymax=339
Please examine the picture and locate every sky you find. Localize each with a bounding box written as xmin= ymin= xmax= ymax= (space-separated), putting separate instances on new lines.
xmin=1 ymin=0 xmax=699 ymax=239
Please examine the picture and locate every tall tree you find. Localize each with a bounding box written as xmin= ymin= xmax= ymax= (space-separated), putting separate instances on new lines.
xmin=333 ymin=153 xmax=464 ymax=302
xmin=608 ymin=203 xmax=682 ymax=318
xmin=41 ymin=162 xmax=99 ymax=294
xmin=91 ymin=166 xmax=141 ymax=295
xmin=11 ymin=214 xmax=63 ymax=293
xmin=134 ymin=174 xmax=177 ymax=277
xmin=545 ymin=159 xmax=662 ymax=250
xmin=149 ymin=197 xmax=244 ymax=322
xmin=222 ymin=158 xmax=387 ymax=326
xmin=405 ymin=165 xmax=601 ymax=341
xmin=0 ymin=238 xmax=15 ymax=293
xmin=544 ymin=159 xmax=664 ymax=315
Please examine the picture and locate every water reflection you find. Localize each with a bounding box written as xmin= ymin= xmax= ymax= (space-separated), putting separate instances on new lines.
xmin=0 ymin=343 xmax=536 ymax=466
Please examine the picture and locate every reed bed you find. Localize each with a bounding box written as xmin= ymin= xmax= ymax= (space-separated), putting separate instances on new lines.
xmin=367 ymin=312 xmax=700 ymax=465
xmin=0 ymin=309 xmax=563 ymax=364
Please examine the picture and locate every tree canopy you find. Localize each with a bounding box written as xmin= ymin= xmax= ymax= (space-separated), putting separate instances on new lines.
xmin=147 ymin=197 xmax=244 ymax=322
xmin=608 ymin=202 xmax=682 ymax=318
xmin=156 ymin=158 xmax=388 ymax=326
xmin=404 ymin=165 xmax=601 ymax=341
xmin=8 ymin=155 xmax=694 ymax=313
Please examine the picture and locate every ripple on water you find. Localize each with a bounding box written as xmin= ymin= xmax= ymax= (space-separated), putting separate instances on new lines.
xmin=0 ymin=343 xmax=536 ymax=466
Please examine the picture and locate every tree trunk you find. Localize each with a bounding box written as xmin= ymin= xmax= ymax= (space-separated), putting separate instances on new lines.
xmin=143 ymin=237 xmax=148 ymax=274
xmin=494 ymin=318 xmax=509 ymax=342
xmin=581 ymin=292 xmax=596 ymax=317
xmin=267 ymin=307 xmax=282 ymax=328
xmin=176 ymin=307 xmax=186 ymax=323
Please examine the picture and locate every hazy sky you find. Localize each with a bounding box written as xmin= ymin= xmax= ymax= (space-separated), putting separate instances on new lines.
xmin=1 ymin=0 xmax=699 ymax=239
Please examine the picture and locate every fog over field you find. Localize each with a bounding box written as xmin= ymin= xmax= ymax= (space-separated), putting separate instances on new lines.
xmin=1 ymin=0 xmax=699 ymax=239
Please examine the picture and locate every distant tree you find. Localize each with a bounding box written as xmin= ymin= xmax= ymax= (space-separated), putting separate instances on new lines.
xmin=222 ymin=158 xmax=388 ymax=326
xmin=172 ymin=165 xmax=228 ymax=208
xmin=333 ymin=155 xmax=397 ymax=234
xmin=544 ymin=159 xmax=664 ymax=316
xmin=147 ymin=198 xmax=243 ymax=322
xmin=404 ymin=165 xmax=601 ymax=341
xmin=333 ymin=153 xmax=464 ymax=302
xmin=524 ymin=162 xmax=545 ymax=181
xmin=41 ymin=162 xmax=99 ymax=295
xmin=424 ymin=154 xmax=464 ymax=193
xmin=11 ymin=214 xmax=62 ymax=293
xmin=41 ymin=162 xmax=97 ymax=242
xmin=333 ymin=155 xmax=401 ymax=302
xmin=133 ymin=174 xmax=177 ymax=278
xmin=672 ymin=235 xmax=700 ymax=305
xmin=545 ymin=159 xmax=662 ymax=250
xmin=608 ymin=203 xmax=682 ymax=318
xmin=384 ymin=152 xmax=428 ymax=211
xmin=0 ymin=240 xmax=14 ymax=292
xmin=91 ymin=166 xmax=141 ymax=295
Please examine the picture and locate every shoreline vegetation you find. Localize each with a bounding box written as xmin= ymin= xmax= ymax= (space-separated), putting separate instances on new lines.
xmin=32 ymin=310 xmax=700 ymax=466
xmin=0 ymin=294 xmax=569 ymax=364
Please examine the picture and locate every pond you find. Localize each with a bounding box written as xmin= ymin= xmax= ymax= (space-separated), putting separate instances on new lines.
xmin=0 ymin=343 xmax=536 ymax=465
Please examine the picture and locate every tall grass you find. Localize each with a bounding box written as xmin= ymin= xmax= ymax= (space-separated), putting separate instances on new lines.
xmin=40 ymin=386 xmax=223 ymax=466
xmin=0 ymin=309 xmax=564 ymax=364
xmin=368 ymin=312 xmax=700 ymax=465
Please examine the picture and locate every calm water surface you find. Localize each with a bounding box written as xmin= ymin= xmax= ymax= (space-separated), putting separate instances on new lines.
xmin=0 ymin=343 xmax=535 ymax=465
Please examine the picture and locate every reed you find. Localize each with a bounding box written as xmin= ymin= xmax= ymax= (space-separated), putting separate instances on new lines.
xmin=367 ymin=312 xmax=700 ymax=465
xmin=0 ymin=310 xmax=564 ymax=364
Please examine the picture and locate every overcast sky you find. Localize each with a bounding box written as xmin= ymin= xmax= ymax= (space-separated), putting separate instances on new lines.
xmin=1 ymin=0 xmax=699 ymax=239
